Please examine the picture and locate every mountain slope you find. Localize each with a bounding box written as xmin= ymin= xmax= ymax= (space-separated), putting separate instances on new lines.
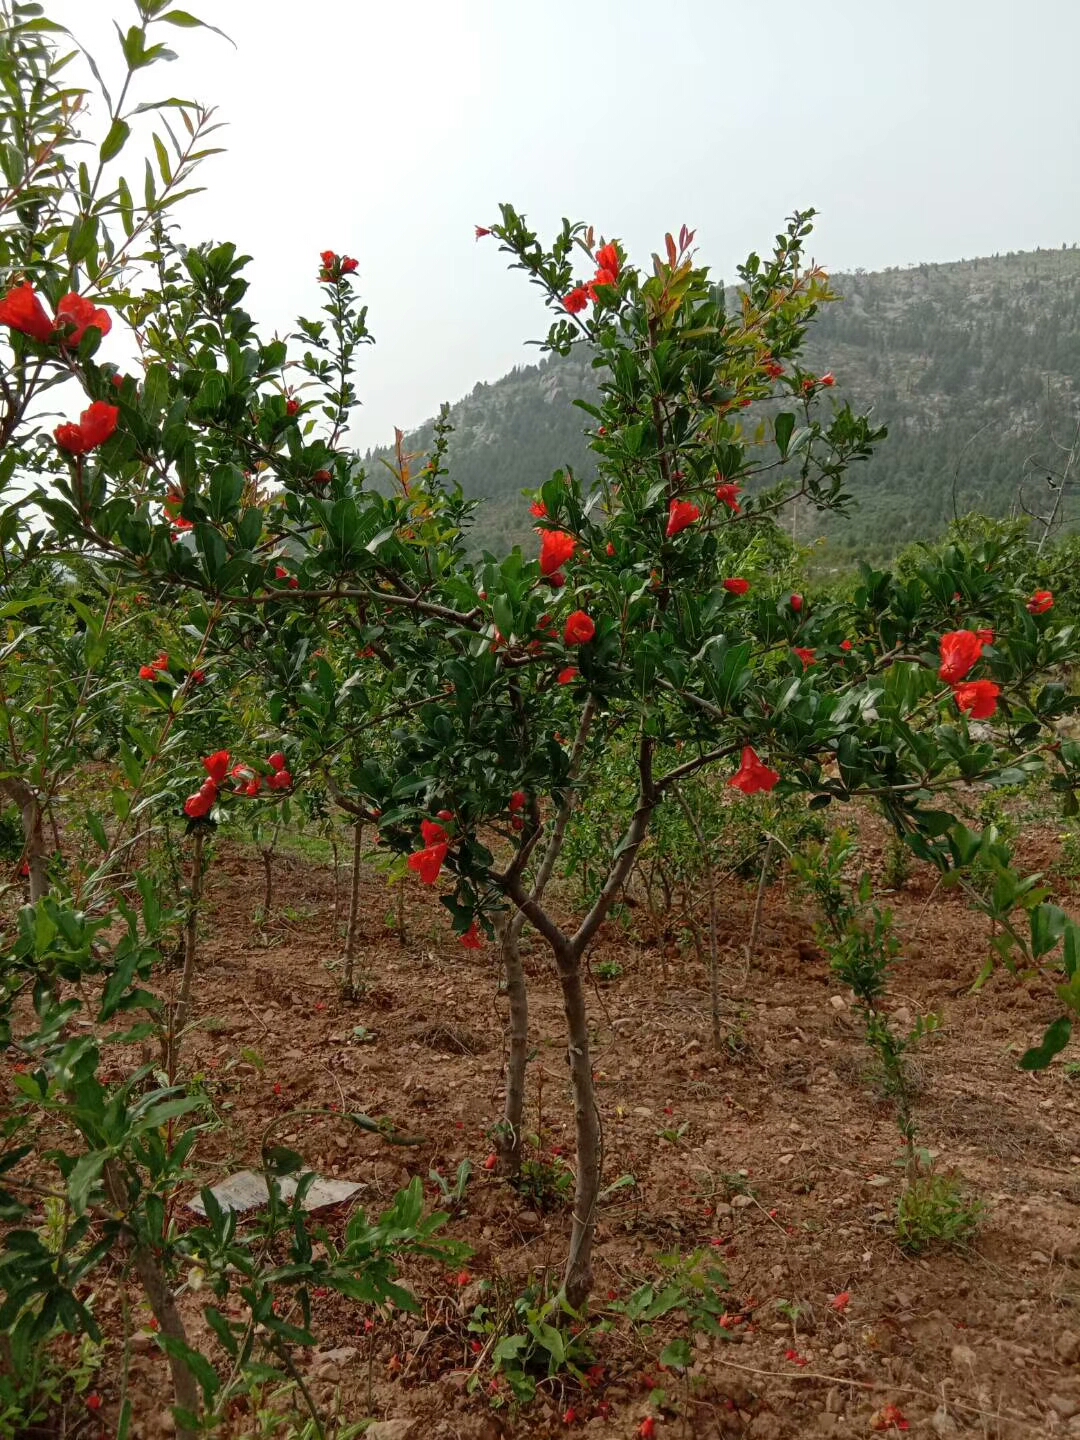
xmin=364 ymin=246 xmax=1080 ymax=556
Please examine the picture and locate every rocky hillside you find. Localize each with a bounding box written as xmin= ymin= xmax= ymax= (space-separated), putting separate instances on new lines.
xmin=365 ymin=246 xmax=1080 ymax=558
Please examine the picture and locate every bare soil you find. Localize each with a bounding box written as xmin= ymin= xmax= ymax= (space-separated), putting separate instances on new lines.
xmin=10 ymin=811 xmax=1080 ymax=1439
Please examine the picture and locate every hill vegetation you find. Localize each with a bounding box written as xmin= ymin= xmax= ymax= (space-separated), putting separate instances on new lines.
xmin=366 ymin=245 xmax=1080 ymax=558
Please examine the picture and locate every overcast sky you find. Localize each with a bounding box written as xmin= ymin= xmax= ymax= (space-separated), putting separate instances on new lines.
xmin=51 ymin=0 xmax=1080 ymax=450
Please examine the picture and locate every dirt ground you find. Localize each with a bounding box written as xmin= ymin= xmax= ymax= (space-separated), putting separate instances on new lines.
xmin=12 ymin=808 xmax=1080 ymax=1439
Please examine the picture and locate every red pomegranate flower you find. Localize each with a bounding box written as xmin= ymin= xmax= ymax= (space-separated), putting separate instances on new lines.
xmin=341 ymin=256 xmax=358 ymax=274
xmin=974 ymin=628 xmax=994 ymax=646
xmin=938 ymin=630 xmax=983 ymax=683
xmin=715 ymin=481 xmax=742 ymax=512
xmin=953 ymin=679 xmax=1000 ymax=719
xmin=564 ymin=611 xmax=596 ymax=646
xmin=563 ymin=286 xmax=589 ymax=315
xmin=475 ymin=225 xmax=492 ymax=239
xmin=840 ymin=639 xmax=853 ymax=651
xmin=0 ymin=281 xmax=54 ymax=343
xmin=595 ymin=242 xmax=620 ymax=277
xmin=666 ymin=499 xmax=700 ymax=538
xmin=790 ymin=593 xmax=804 ymax=613
xmin=728 ymin=746 xmax=780 ymax=795
xmin=831 ymin=1291 xmax=852 ymax=1312
xmin=266 ymin=769 xmax=293 ymax=791
xmin=509 ymin=790 xmax=526 ymax=814
xmin=184 ymin=780 xmax=218 ymax=819
xmin=275 ymin=564 xmax=299 ymax=590
xmin=203 ymin=751 xmax=231 ymax=785
xmin=460 ymin=922 xmax=483 ymax=949
xmin=794 ymin=647 xmax=816 ymax=669
xmin=1027 ymin=589 xmax=1054 ymax=615
xmin=821 ymin=371 xmax=836 ymax=386
xmin=55 ymin=292 xmax=111 ymax=346
xmin=540 ymin=529 xmax=577 ymax=576
xmin=530 ymin=499 xmax=548 ymax=519
xmin=723 ymin=577 xmax=750 ymax=595
xmin=558 ymin=666 xmax=579 ymax=684
xmin=55 ymin=401 xmax=119 ymax=455
xmin=268 ymin=751 xmax=287 ymax=772
xmin=763 ymin=358 xmax=784 ymax=379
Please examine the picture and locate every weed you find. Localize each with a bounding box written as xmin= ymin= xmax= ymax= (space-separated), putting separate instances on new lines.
xmin=468 ymin=1287 xmax=595 ymax=1406
xmin=614 ymin=1248 xmax=730 ymax=1340
xmin=429 ymin=1159 xmax=473 ymax=1215
xmin=511 ymin=1156 xmax=574 ymax=1213
xmin=895 ymin=1172 xmax=983 ymax=1253
xmin=595 ymin=960 xmax=623 ymax=981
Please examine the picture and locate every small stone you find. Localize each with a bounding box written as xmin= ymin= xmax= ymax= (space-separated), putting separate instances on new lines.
xmin=932 ymin=1406 xmax=958 ymax=1437
xmin=1050 ymin=1395 xmax=1080 ymax=1421
xmin=831 ymin=1342 xmax=849 ymax=1359
xmin=778 ymin=1153 xmax=795 ymax=1166
xmin=829 ymin=995 xmax=847 ymax=1011
xmin=1057 ymin=1330 xmax=1080 ymax=1364
xmin=825 ymin=1387 xmax=844 ymax=1414
xmin=1069 ymin=1416 xmax=1080 ymax=1437
xmin=364 ymin=1422 xmax=419 ymax=1440
xmin=731 ymin=1193 xmax=753 ymax=1208
xmin=632 ymin=1106 xmax=653 ymax=1118
xmin=950 ymin=1343 xmax=976 ymax=1369
xmin=713 ymin=1202 xmax=734 ymax=1218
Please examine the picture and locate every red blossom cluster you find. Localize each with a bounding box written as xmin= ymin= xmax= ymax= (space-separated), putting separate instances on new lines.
xmin=54 ymin=400 xmax=118 ymax=456
xmin=563 ymin=242 xmax=621 ymax=314
xmin=318 ymin=249 xmax=358 ymax=282
xmin=937 ymin=628 xmax=1008 ymax=719
xmin=138 ymin=652 xmax=169 ymax=681
xmin=0 ymin=280 xmax=111 ymax=347
xmin=184 ymin=749 xmax=292 ymax=817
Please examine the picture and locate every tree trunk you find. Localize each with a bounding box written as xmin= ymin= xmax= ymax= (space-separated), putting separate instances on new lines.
xmin=497 ymin=698 xmax=598 ymax=1176
xmin=343 ymin=821 xmax=363 ymax=995
xmin=169 ymin=830 xmax=205 ymax=1079
xmin=557 ymin=954 xmax=600 ymax=1311
xmin=496 ymin=913 xmax=528 ymax=1174
xmin=2 ymin=777 xmax=48 ymax=902
xmin=104 ymin=1161 xmax=200 ymax=1439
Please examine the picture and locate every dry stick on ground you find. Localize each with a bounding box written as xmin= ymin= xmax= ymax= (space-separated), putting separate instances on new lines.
xmin=342 ymin=820 xmax=363 ymax=996
xmin=673 ymin=783 xmax=722 ymax=1051
xmin=168 ymin=828 xmax=205 ymax=1080
xmin=496 ymin=695 xmax=598 ymax=1177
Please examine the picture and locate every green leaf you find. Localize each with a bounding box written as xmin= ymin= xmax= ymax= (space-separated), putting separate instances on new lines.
xmin=1019 ymin=1016 xmax=1071 ymax=1071
xmin=67 ymin=1150 xmax=107 ymax=1215
xmin=100 ymin=117 xmax=131 ymax=163
xmin=660 ymin=1338 xmax=694 ymax=1369
xmin=775 ymin=412 xmax=795 ymax=457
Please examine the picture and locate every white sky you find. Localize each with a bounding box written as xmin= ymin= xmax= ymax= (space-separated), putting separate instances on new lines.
xmin=51 ymin=0 xmax=1080 ymax=449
